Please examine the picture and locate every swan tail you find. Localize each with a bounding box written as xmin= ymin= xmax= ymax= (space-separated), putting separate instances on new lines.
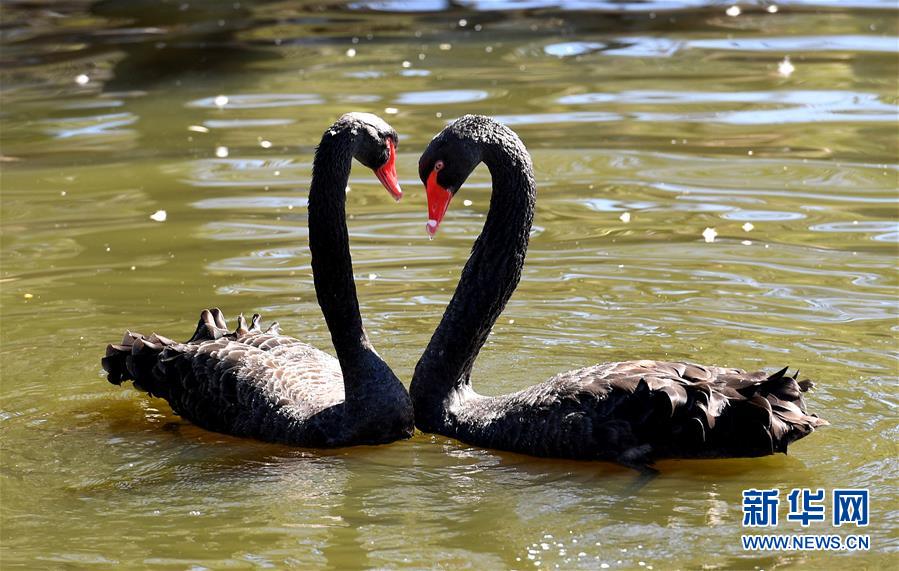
xmin=743 ymin=367 xmax=828 ymax=452
xmin=102 ymin=330 xmax=179 ymax=400
xmin=102 ymin=307 xmax=280 ymax=398
xmin=621 ymin=365 xmax=826 ymax=459
xmin=708 ymin=367 xmax=828 ymax=456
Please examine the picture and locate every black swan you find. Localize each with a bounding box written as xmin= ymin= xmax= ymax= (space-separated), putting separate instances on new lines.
xmin=102 ymin=112 xmax=414 ymax=447
xmin=410 ymin=115 xmax=827 ymax=470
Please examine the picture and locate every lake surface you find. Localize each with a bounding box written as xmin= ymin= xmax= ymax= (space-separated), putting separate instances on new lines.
xmin=1 ymin=1 xmax=897 ymax=568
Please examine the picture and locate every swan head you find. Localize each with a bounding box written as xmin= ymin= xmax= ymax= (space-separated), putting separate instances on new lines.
xmin=337 ymin=112 xmax=402 ymax=201
xmin=418 ymin=115 xmax=489 ymax=237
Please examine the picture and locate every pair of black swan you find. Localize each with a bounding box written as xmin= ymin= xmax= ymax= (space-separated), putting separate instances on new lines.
xmin=103 ymin=113 xmax=826 ymax=468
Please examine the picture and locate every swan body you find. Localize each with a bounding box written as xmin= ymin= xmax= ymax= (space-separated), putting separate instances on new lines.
xmin=411 ymin=115 xmax=826 ymax=468
xmin=102 ymin=113 xmax=413 ymax=447
xmin=421 ymin=359 xmax=823 ymax=466
xmin=104 ymin=309 xmax=411 ymax=446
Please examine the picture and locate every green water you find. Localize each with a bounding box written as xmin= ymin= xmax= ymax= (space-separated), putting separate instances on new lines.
xmin=1 ymin=1 xmax=897 ymax=568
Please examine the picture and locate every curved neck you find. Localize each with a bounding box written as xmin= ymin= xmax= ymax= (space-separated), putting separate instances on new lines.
xmin=412 ymin=139 xmax=536 ymax=411
xmin=308 ymin=128 xmax=372 ymax=367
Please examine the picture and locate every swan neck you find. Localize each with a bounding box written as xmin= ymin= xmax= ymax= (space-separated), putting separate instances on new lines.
xmin=412 ymin=135 xmax=536 ymax=418
xmin=308 ymin=128 xmax=371 ymax=367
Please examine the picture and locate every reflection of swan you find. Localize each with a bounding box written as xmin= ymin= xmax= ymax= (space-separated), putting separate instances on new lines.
xmin=103 ymin=113 xmax=413 ymax=447
xmin=411 ymin=115 xmax=826 ymax=471
xmin=90 ymin=0 xmax=278 ymax=90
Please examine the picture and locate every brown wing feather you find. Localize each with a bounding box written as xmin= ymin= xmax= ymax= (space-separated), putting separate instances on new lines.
xmin=591 ymin=360 xmax=824 ymax=458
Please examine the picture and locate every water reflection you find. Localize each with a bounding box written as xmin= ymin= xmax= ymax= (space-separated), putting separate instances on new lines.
xmin=90 ymin=0 xmax=279 ymax=90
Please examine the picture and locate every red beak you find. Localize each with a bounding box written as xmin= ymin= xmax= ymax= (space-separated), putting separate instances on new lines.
xmin=374 ymin=138 xmax=402 ymax=201
xmin=426 ymin=169 xmax=453 ymax=237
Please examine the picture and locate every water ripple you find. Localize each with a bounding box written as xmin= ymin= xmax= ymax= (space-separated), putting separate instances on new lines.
xmin=42 ymin=112 xmax=137 ymax=139
xmin=500 ymin=88 xmax=896 ymax=125
xmin=545 ymin=35 xmax=897 ymax=59
xmin=193 ymin=196 xmax=308 ymax=211
xmin=188 ymin=94 xmax=324 ymax=109
xmin=396 ymin=90 xmax=491 ymax=105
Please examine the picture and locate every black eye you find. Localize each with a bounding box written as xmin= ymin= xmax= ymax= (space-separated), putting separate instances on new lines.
xmin=434 ymin=160 xmax=444 ymax=171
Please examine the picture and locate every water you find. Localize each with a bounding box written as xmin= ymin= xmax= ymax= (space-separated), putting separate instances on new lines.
xmin=1 ymin=1 xmax=897 ymax=568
